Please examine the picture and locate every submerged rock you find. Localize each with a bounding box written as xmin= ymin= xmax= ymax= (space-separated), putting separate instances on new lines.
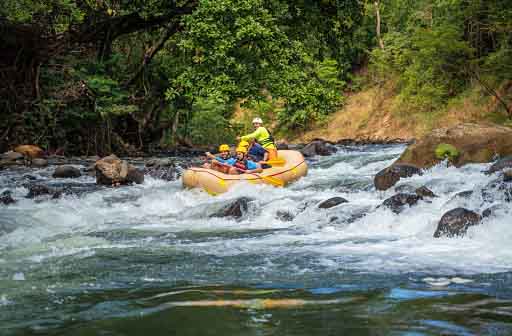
xmin=25 ymin=184 xmax=54 ymax=199
xmin=381 ymin=193 xmax=422 ymax=214
xmin=95 ymin=154 xmax=144 ymax=186
xmin=276 ymin=210 xmax=294 ymax=222
xmin=318 ymin=196 xmax=348 ymax=209
xmin=300 ymin=140 xmax=337 ymax=157
xmin=0 ymin=190 xmax=16 ymax=205
xmin=53 ymin=165 xmax=81 ymax=178
xmin=211 ymin=197 xmax=252 ymax=219
xmin=374 ymin=164 xmax=422 ymax=191
xmin=396 ymin=123 xmax=512 ymax=169
xmin=434 ymin=208 xmax=482 ymax=238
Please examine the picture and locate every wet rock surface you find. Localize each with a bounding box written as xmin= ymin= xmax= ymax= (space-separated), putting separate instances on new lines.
xmin=374 ymin=164 xmax=422 ymax=191
xmin=95 ymin=154 xmax=144 ymax=185
xmin=211 ymin=197 xmax=253 ymax=219
xmin=0 ymin=190 xmax=16 ymax=205
xmin=300 ymin=140 xmax=337 ymax=157
xmin=53 ymin=165 xmax=82 ymax=178
xmin=144 ymin=158 xmax=177 ymax=181
xmin=318 ymin=197 xmax=349 ymax=209
xmin=487 ymin=156 xmax=512 ymax=174
xmin=381 ymin=193 xmax=422 ymax=214
xmin=434 ymin=208 xmax=482 ymax=238
xmin=415 ymin=186 xmax=437 ymax=198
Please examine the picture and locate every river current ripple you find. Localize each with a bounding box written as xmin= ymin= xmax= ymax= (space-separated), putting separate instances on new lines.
xmin=1 ymin=144 xmax=512 ymax=335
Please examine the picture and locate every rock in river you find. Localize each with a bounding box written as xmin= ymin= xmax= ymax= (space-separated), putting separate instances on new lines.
xmin=487 ymin=156 xmax=512 ymax=174
xmin=0 ymin=190 xmax=16 ymax=205
xmin=318 ymin=197 xmax=348 ymax=209
xmin=434 ymin=208 xmax=482 ymax=238
xmin=95 ymin=154 xmax=144 ymax=185
xmin=374 ymin=164 xmax=422 ymax=191
xmin=53 ymin=165 xmax=82 ymax=178
xmin=211 ymin=197 xmax=252 ymax=219
xmin=300 ymin=140 xmax=337 ymax=157
xmin=381 ymin=193 xmax=422 ymax=214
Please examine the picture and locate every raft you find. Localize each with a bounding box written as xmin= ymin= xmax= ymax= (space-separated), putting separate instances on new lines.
xmin=182 ymin=150 xmax=307 ymax=195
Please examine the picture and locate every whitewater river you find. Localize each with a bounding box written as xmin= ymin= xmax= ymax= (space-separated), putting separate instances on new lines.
xmin=1 ymin=144 xmax=512 ymax=335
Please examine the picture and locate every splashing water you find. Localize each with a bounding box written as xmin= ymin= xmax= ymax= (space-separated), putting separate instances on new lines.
xmin=1 ymin=144 xmax=511 ymax=335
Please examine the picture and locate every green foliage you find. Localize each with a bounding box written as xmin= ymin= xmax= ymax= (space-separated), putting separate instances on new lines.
xmin=435 ymin=143 xmax=460 ymax=161
xmin=184 ymin=97 xmax=241 ymax=145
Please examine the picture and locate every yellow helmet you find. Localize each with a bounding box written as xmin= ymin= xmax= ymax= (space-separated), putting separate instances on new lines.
xmin=235 ymin=146 xmax=248 ymax=154
xmin=218 ymin=144 xmax=230 ymax=152
xmin=238 ymin=140 xmax=250 ymax=148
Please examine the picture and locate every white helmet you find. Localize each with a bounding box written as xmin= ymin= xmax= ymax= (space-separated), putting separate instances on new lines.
xmin=252 ymin=117 xmax=263 ymax=124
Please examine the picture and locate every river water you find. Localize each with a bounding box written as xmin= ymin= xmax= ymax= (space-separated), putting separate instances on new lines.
xmin=1 ymin=144 xmax=512 ymax=335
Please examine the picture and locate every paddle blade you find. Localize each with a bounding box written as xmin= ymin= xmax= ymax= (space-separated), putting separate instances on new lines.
xmin=263 ymin=159 xmax=286 ymax=166
xmin=260 ymin=175 xmax=285 ymax=187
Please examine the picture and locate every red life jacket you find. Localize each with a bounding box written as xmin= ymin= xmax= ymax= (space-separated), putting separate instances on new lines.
xmin=234 ymin=160 xmax=247 ymax=171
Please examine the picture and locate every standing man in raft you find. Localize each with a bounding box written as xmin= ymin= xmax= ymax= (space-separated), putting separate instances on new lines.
xmin=237 ymin=117 xmax=278 ymax=160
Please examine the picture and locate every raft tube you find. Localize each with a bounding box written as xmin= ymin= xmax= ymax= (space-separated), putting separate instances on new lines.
xmin=182 ymin=150 xmax=308 ymax=195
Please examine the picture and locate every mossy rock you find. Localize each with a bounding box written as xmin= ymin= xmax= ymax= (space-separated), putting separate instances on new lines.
xmin=435 ymin=143 xmax=460 ymax=161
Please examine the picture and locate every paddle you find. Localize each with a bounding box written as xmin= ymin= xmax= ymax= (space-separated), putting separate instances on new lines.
xmin=261 ymin=159 xmax=286 ymax=166
xmin=235 ymin=168 xmax=284 ymax=187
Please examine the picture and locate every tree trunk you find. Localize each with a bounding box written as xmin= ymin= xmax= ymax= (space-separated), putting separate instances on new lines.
xmin=375 ymin=1 xmax=384 ymax=49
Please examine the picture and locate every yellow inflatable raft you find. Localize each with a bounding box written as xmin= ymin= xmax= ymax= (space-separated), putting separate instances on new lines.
xmin=182 ymin=150 xmax=308 ymax=195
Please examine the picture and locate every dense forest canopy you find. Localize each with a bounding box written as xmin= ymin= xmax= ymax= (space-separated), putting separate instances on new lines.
xmin=0 ymin=0 xmax=510 ymax=154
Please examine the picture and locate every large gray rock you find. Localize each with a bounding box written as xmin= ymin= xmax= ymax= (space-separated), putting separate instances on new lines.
xmin=374 ymin=164 xmax=422 ymax=191
xmin=53 ymin=165 xmax=81 ymax=178
xmin=381 ymin=193 xmax=422 ymax=214
xmin=95 ymin=154 xmax=144 ymax=185
xmin=211 ymin=197 xmax=252 ymax=219
xmin=300 ymin=140 xmax=337 ymax=157
xmin=318 ymin=197 xmax=349 ymax=209
xmin=31 ymin=158 xmax=48 ymax=167
xmin=434 ymin=208 xmax=482 ymax=238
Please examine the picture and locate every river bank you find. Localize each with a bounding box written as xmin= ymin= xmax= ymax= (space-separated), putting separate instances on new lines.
xmin=1 ymin=143 xmax=512 ymax=335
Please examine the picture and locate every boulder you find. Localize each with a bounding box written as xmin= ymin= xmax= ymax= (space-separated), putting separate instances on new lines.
xmin=0 ymin=190 xmax=16 ymax=205
xmin=95 ymin=154 xmax=144 ymax=185
xmin=14 ymin=145 xmax=44 ymax=158
xmin=504 ymin=169 xmax=512 ymax=182
xmin=396 ymin=123 xmax=512 ymax=169
xmin=434 ymin=208 xmax=482 ymax=238
xmin=415 ymin=186 xmax=437 ymax=198
xmin=318 ymin=196 xmax=349 ymax=209
xmin=300 ymin=140 xmax=337 ymax=157
xmin=211 ymin=197 xmax=252 ymax=218
xmin=53 ymin=165 xmax=81 ymax=178
xmin=374 ymin=164 xmax=422 ymax=191
xmin=1 ymin=151 xmax=24 ymax=161
xmin=144 ymin=158 xmax=177 ymax=181
xmin=381 ymin=193 xmax=422 ymax=214
xmin=31 ymin=158 xmax=48 ymax=167
xmin=487 ymin=156 xmax=512 ymax=174
xmin=482 ymin=179 xmax=512 ymax=203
